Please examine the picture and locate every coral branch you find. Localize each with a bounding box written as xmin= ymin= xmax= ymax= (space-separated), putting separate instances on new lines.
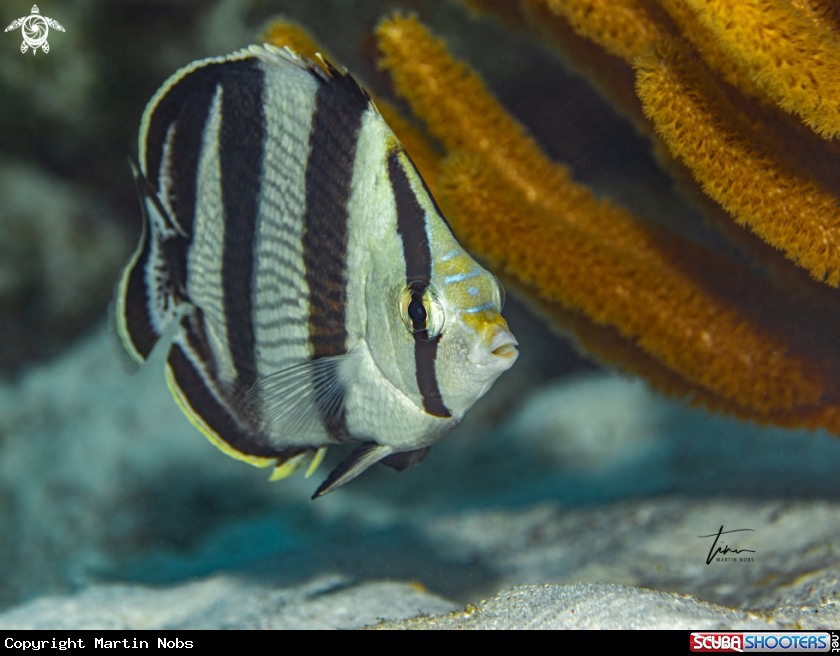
xmin=789 ymin=0 xmax=840 ymax=37
xmin=655 ymin=0 xmax=765 ymax=99
xmin=464 ymin=0 xmax=650 ymax=134
xmin=376 ymin=14 xmax=838 ymax=423
xmin=541 ymin=0 xmax=669 ymax=63
xmin=377 ymin=12 xmax=643 ymax=251
xmin=438 ymin=152 xmax=824 ymax=415
xmin=259 ymin=18 xmax=329 ymax=66
xmin=465 ymin=2 xmax=840 ymax=285
xmin=635 ymin=39 xmax=840 ymax=286
xmin=685 ymin=0 xmax=840 ymax=139
xmin=377 ymin=13 xmax=568 ymax=208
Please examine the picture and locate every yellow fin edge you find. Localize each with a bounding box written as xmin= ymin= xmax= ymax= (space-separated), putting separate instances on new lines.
xmin=114 ymin=220 xmax=148 ymax=366
xmin=164 ymin=362 xmax=276 ymax=469
xmin=305 ymin=446 xmax=328 ymax=479
xmin=269 ymin=451 xmax=311 ymax=481
xmin=270 ymin=444 xmax=328 ymax=482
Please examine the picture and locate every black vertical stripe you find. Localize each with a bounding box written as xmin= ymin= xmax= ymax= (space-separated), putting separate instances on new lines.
xmin=168 ymin=338 xmax=288 ymax=459
xmin=388 ymin=150 xmax=452 ymax=419
xmin=144 ymin=62 xmax=232 ymax=237
xmin=183 ymin=308 xmax=217 ymax=381
xmin=122 ymin=165 xmax=191 ymax=362
xmin=389 ymin=151 xmax=432 ymax=282
xmin=217 ymin=59 xmax=266 ymax=395
xmin=302 ymin=75 xmax=369 ymax=442
xmin=144 ymin=57 xmax=267 ymax=393
xmin=414 ymin=337 xmax=449 ymax=417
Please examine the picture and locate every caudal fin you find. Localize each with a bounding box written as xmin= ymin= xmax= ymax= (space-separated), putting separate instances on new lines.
xmin=114 ymin=161 xmax=187 ymax=364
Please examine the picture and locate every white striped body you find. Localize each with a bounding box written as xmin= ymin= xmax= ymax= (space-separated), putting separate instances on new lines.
xmin=114 ymin=45 xmax=518 ymax=497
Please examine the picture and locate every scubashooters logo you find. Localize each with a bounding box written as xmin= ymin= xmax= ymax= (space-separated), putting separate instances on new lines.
xmin=690 ymin=632 xmax=836 ymax=652
xmin=4 ymin=5 xmax=64 ymax=55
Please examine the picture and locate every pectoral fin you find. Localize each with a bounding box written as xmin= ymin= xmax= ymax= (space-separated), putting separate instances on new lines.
xmin=247 ymin=353 xmax=354 ymax=444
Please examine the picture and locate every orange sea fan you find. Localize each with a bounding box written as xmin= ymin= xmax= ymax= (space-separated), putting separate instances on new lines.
xmin=465 ymin=0 xmax=840 ymax=279
xmin=635 ymin=39 xmax=840 ymax=286
xmin=376 ymin=13 xmax=645 ymax=253
xmin=375 ymin=14 xmax=840 ymax=425
xmin=654 ymin=0 xmax=765 ymax=99
xmin=463 ymin=0 xmax=651 ymax=134
xmin=377 ymin=12 xmax=567 ymax=208
xmin=259 ymin=19 xmax=328 ymax=65
xmin=685 ymin=0 xmax=840 ymax=139
xmin=789 ymin=0 xmax=840 ymax=37
xmin=441 ymin=154 xmax=840 ymax=436
xmin=437 ymin=151 xmax=828 ymax=416
xmin=541 ymin=0 xmax=669 ymax=64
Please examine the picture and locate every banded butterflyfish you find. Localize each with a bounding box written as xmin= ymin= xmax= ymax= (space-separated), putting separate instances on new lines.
xmin=114 ymin=45 xmax=518 ymax=497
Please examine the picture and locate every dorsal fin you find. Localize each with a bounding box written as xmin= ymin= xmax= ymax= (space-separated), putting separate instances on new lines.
xmin=113 ymin=160 xmax=188 ymax=364
xmin=130 ymin=158 xmax=186 ymax=238
xmin=253 ymin=44 xmax=377 ymax=115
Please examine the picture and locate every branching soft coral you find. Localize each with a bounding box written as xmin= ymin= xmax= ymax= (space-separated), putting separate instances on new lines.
xmin=655 ymin=0 xmax=765 ymax=99
xmin=636 ymin=39 xmax=840 ymax=286
xmin=545 ymin=0 xmax=668 ymax=63
xmin=685 ymin=0 xmax=840 ymax=139
xmin=375 ymin=14 xmax=840 ymax=432
xmin=464 ymin=0 xmax=840 ymax=288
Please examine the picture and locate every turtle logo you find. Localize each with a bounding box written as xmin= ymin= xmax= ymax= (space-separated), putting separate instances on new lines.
xmin=4 ymin=5 xmax=64 ymax=55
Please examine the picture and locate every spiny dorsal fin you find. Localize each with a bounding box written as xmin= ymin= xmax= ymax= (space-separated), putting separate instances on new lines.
xmin=255 ymin=44 xmax=377 ymax=115
xmin=129 ymin=157 xmax=187 ymax=238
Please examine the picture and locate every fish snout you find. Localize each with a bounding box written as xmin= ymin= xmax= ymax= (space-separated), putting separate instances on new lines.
xmin=470 ymin=323 xmax=519 ymax=367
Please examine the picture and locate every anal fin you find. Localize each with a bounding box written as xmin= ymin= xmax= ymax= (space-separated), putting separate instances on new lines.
xmin=269 ymin=449 xmax=312 ymax=481
xmin=269 ymin=445 xmax=329 ymax=481
xmin=166 ymin=309 xmax=282 ymax=468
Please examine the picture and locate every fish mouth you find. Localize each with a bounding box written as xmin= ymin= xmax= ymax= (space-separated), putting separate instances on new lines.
xmin=470 ymin=325 xmax=519 ymax=366
xmin=492 ymin=342 xmax=518 ymax=358
xmin=488 ymin=329 xmax=519 ymax=359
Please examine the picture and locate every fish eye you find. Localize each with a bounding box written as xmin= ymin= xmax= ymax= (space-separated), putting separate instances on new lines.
xmin=493 ymin=275 xmax=506 ymax=312
xmin=408 ymin=297 xmax=427 ymax=324
xmin=399 ymin=282 xmax=445 ymax=339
